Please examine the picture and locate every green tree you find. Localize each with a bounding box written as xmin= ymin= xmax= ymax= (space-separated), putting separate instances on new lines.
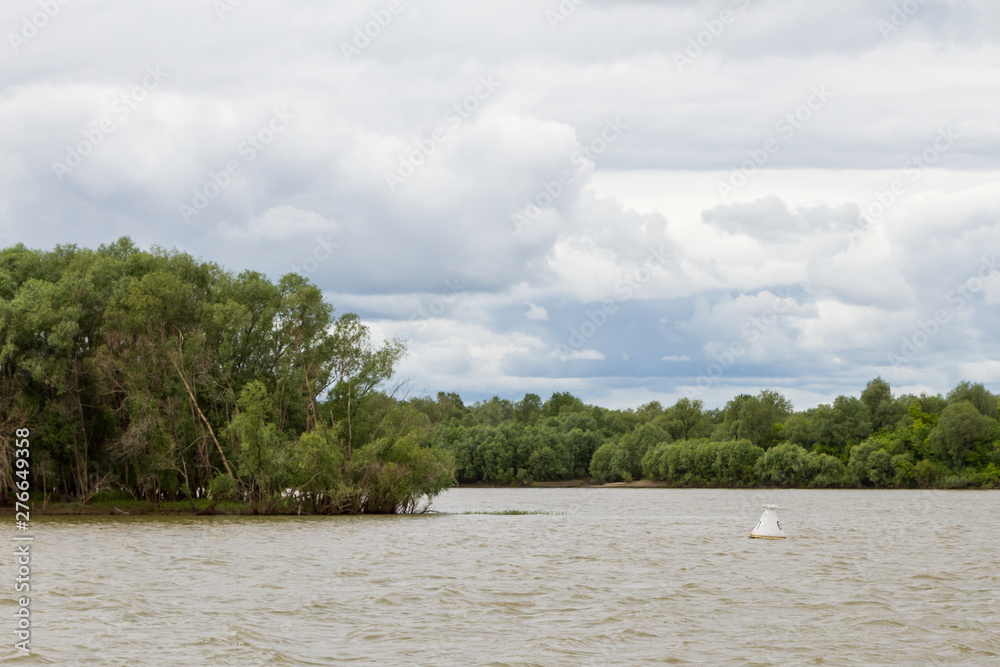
xmin=471 ymin=396 xmax=515 ymax=426
xmin=224 ymin=381 xmax=286 ymax=513
xmin=659 ymin=397 xmax=712 ymax=441
xmin=754 ymin=443 xmax=831 ymax=487
xmin=811 ymin=396 xmax=872 ymax=458
xmin=326 ymin=313 xmax=406 ymax=452
xmin=719 ymin=390 xmax=792 ymax=448
xmin=542 ymin=392 xmax=585 ymax=416
xmin=781 ymin=413 xmax=816 ymax=447
xmin=861 ymin=376 xmax=903 ymax=431
xmin=514 ymin=393 xmax=543 ymax=425
xmin=946 ymin=382 xmax=998 ymax=420
xmin=929 ymin=400 xmax=991 ymax=467
xmin=589 ymin=426 xmax=667 ymax=483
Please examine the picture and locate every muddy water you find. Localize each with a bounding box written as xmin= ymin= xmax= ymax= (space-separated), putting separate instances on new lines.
xmin=5 ymin=488 xmax=999 ymax=664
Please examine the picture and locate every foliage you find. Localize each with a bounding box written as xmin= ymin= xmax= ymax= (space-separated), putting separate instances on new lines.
xmin=590 ymin=424 xmax=670 ymax=483
xmin=755 ymin=443 xmax=846 ymax=488
xmin=642 ymin=438 xmax=763 ymax=486
xmin=0 ymin=239 xmax=445 ymax=513
xmin=716 ymin=390 xmax=792 ymax=448
xmin=929 ymin=400 xmax=991 ymax=467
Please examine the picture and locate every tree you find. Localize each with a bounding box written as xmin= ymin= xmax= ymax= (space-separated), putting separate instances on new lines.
xmin=946 ymin=382 xmax=998 ymax=420
xmin=719 ymin=390 xmax=792 ymax=448
xmin=514 ymin=393 xmax=543 ymax=424
xmin=929 ymin=400 xmax=991 ymax=467
xmin=811 ymin=396 xmax=872 ymax=457
xmin=659 ymin=397 xmax=712 ymax=441
xmin=542 ymin=392 xmax=585 ymax=416
xmin=713 ymin=439 xmax=764 ymax=486
xmin=224 ymin=381 xmax=286 ymax=513
xmin=561 ymin=427 xmax=603 ymax=478
xmin=326 ymin=313 xmax=406 ymax=452
xmin=409 ymin=392 xmax=467 ymax=425
xmin=754 ymin=442 xmax=819 ymax=487
xmin=861 ymin=376 xmax=903 ymax=431
xmin=471 ymin=396 xmax=515 ymax=426
xmin=782 ymin=413 xmax=816 ymax=447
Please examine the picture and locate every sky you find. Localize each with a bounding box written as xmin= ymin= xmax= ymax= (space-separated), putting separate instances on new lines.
xmin=2 ymin=0 xmax=999 ymax=410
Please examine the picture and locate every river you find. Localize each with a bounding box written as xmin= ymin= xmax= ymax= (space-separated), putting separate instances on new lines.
xmin=5 ymin=488 xmax=999 ymax=665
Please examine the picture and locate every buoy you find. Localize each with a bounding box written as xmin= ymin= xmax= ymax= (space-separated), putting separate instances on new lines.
xmin=749 ymin=504 xmax=786 ymax=539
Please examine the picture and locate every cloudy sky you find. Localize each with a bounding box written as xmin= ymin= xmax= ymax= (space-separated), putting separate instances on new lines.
xmin=3 ymin=0 xmax=999 ymax=410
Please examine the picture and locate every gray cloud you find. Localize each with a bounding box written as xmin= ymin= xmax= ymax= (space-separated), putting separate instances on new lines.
xmin=2 ymin=0 xmax=999 ymax=407
xmin=702 ymin=196 xmax=858 ymax=241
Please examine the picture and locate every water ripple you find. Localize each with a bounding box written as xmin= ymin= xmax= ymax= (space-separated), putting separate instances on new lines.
xmin=20 ymin=489 xmax=1000 ymax=664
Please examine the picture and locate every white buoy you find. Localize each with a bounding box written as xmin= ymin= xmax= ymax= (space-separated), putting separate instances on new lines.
xmin=749 ymin=504 xmax=786 ymax=539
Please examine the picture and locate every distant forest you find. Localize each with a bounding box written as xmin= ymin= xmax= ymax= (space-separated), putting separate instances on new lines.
xmin=1 ymin=241 xmax=998 ymax=515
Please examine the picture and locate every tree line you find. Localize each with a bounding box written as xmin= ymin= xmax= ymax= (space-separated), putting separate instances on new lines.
xmin=2 ymin=240 xmax=998 ymax=516
xmin=422 ymin=381 xmax=1000 ymax=489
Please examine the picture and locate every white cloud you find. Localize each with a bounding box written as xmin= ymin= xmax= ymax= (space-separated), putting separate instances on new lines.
xmin=551 ymin=349 xmax=605 ymax=362
xmin=4 ymin=0 xmax=1000 ymax=408
xmin=217 ymin=206 xmax=336 ymax=241
xmin=525 ymin=302 xmax=549 ymax=321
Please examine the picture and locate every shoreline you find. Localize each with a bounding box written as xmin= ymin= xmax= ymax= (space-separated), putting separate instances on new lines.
xmin=7 ymin=481 xmax=996 ymax=516
xmin=458 ymin=479 xmax=671 ymax=489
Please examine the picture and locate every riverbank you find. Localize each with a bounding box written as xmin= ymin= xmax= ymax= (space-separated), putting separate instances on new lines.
xmin=10 ymin=478 xmax=995 ymax=516
xmin=8 ymin=481 xmax=674 ymax=515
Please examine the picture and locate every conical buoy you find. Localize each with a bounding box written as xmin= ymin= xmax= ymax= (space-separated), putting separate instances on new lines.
xmin=749 ymin=504 xmax=786 ymax=539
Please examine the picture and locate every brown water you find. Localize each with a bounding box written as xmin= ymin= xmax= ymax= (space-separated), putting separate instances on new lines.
xmin=4 ymin=489 xmax=999 ymax=665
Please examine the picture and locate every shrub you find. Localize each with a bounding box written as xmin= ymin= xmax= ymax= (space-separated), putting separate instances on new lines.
xmin=207 ymin=473 xmax=237 ymax=502
xmin=754 ymin=443 xmax=826 ymax=487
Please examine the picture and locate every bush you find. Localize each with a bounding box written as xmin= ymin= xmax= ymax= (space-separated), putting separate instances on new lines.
xmin=849 ymin=439 xmax=895 ymax=487
xmin=641 ymin=439 xmax=763 ymax=486
xmin=809 ymin=453 xmax=847 ymax=488
xmin=914 ymin=459 xmax=944 ymax=487
xmin=714 ymin=439 xmax=764 ymax=486
xmin=891 ymin=454 xmax=916 ymax=488
xmin=589 ymin=441 xmax=619 ymax=483
xmin=589 ymin=425 xmax=669 ymax=483
xmin=974 ymin=464 xmax=1000 ymax=488
xmin=207 ymin=474 xmax=237 ymax=502
xmin=754 ymin=443 xmax=818 ymax=487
